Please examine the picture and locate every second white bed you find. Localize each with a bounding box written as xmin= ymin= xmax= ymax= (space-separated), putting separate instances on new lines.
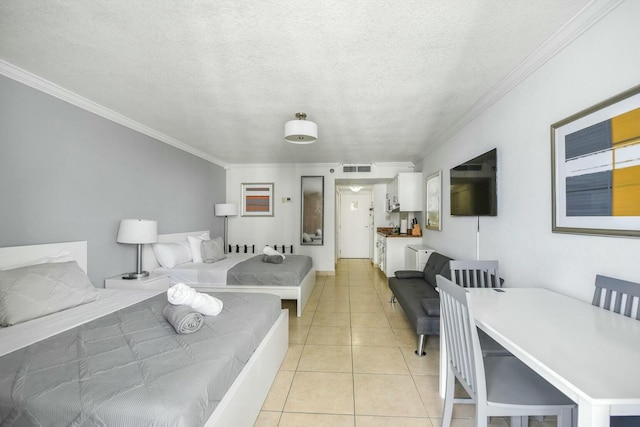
xmin=142 ymin=231 xmax=316 ymax=317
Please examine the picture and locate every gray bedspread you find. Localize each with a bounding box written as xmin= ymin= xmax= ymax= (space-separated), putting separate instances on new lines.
xmin=0 ymin=292 xmax=281 ymax=427
xmin=227 ymin=254 xmax=312 ymax=287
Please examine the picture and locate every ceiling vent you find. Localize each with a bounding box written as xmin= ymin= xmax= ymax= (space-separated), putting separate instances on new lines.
xmin=343 ymin=164 xmax=372 ymax=173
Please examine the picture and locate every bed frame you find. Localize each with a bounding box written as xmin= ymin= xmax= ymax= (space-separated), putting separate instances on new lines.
xmin=142 ymin=230 xmax=316 ymax=317
xmin=0 ymin=240 xmax=87 ymax=272
xmin=0 ymin=240 xmax=288 ymax=427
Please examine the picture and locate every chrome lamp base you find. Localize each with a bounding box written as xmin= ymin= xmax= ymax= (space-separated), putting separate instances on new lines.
xmin=123 ymin=271 xmax=149 ymax=280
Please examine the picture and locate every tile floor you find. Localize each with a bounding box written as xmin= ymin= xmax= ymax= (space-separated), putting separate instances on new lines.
xmin=254 ymin=259 xmax=559 ymax=427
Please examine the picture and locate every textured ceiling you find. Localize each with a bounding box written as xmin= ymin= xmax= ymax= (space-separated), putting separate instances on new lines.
xmin=0 ymin=0 xmax=595 ymax=166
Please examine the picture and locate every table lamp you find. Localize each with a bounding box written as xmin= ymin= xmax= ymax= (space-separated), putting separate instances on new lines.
xmin=116 ymin=219 xmax=158 ymax=279
xmin=214 ymin=203 xmax=237 ymax=254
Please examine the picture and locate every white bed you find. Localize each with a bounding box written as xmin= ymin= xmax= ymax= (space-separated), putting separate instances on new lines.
xmin=142 ymin=230 xmax=316 ymax=317
xmin=0 ymin=240 xmax=288 ymax=427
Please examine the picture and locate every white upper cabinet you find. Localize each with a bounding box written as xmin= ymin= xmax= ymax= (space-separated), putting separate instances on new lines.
xmin=396 ymin=172 xmax=423 ymax=212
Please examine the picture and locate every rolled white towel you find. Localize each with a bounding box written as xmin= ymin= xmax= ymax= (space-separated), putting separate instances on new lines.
xmin=263 ymin=245 xmax=285 ymax=260
xmin=167 ymin=283 xmax=223 ymax=316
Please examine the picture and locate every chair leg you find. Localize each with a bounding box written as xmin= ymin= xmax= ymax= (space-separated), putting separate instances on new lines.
xmin=415 ymin=334 xmax=426 ymax=356
xmin=509 ymin=416 xmax=526 ymax=427
xmin=389 ymin=294 xmax=396 ymax=303
xmin=475 ymin=405 xmax=488 ymax=427
xmin=441 ymin=365 xmax=455 ymax=427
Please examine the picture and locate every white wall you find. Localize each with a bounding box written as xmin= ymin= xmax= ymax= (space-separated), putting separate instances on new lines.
xmin=418 ymin=0 xmax=640 ymax=302
xmin=225 ymin=163 xmax=414 ymax=273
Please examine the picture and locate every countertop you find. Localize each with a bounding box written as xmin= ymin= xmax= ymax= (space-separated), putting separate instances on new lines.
xmin=376 ymin=227 xmax=422 ymax=238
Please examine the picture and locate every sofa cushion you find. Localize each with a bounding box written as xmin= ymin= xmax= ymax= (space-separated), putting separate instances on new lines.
xmin=421 ymin=298 xmax=440 ymax=316
xmin=394 ymin=270 xmax=424 ymax=279
xmin=423 ymin=252 xmax=453 ymax=286
xmin=388 ymin=276 xmax=440 ymax=335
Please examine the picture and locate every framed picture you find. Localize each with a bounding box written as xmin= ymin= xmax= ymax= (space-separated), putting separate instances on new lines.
xmin=551 ymin=84 xmax=640 ymax=237
xmin=241 ymin=183 xmax=274 ymax=217
xmin=425 ymin=170 xmax=442 ymax=231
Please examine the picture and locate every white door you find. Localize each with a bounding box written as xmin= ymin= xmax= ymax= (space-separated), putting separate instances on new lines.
xmin=339 ymin=193 xmax=371 ymax=258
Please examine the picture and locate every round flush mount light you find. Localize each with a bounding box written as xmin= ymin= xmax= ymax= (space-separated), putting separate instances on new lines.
xmin=284 ymin=112 xmax=317 ymax=144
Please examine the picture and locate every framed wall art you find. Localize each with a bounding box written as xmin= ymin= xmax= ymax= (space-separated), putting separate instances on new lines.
xmin=241 ymin=183 xmax=274 ymax=217
xmin=551 ymin=84 xmax=640 ymax=237
xmin=425 ymin=170 xmax=442 ymax=231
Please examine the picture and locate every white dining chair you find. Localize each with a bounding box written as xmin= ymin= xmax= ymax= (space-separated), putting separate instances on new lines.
xmin=449 ymin=260 xmax=511 ymax=357
xmin=592 ymin=274 xmax=640 ymax=427
xmin=437 ymin=275 xmax=575 ymax=427
xmin=450 ymin=260 xmax=501 ymax=288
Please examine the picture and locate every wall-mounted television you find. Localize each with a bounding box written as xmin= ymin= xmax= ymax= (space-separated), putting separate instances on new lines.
xmin=450 ymin=148 xmax=497 ymax=216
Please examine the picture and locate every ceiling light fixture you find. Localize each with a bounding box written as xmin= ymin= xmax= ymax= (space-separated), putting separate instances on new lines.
xmin=349 ymin=186 xmax=363 ymax=192
xmin=285 ymin=112 xmax=317 ymax=144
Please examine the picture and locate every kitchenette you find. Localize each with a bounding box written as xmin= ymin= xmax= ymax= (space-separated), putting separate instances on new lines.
xmin=376 ymin=172 xmax=429 ymax=277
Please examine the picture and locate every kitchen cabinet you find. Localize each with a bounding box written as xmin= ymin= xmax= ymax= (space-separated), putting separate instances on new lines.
xmin=397 ymin=173 xmax=423 ymax=211
xmin=386 ymin=173 xmax=423 ymax=212
xmin=378 ymin=234 xmax=421 ymax=277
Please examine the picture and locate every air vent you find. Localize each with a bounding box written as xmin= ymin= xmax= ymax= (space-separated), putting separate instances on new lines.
xmin=343 ymin=164 xmax=372 ymax=173
xmin=453 ymin=164 xmax=483 ymax=172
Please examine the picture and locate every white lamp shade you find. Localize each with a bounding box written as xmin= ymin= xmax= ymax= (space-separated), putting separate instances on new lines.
xmin=215 ymin=203 xmax=238 ymax=217
xmin=285 ymin=119 xmax=317 ymax=144
xmin=116 ymin=219 xmax=158 ymax=244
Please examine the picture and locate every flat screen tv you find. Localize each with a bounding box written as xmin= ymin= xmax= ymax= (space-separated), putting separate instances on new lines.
xmin=450 ymin=148 xmax=497 ymax=216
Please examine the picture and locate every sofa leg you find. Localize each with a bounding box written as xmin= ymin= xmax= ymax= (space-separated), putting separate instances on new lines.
xmin=415 ymin=334 xmax=426 ymax=356
xmin=389 ymin=294 xmax=396 ymax=303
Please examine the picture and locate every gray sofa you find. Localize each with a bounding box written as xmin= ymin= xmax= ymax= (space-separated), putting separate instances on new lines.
xmin=388 ymin=252 xmax=453 ymax=356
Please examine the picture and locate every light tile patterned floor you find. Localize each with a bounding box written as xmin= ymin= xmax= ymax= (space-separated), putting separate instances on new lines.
xmin=254 ymin=259 xmax=559 ymax=427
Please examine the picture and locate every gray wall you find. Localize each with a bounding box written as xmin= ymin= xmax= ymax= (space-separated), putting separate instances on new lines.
xmin=0 ymin=75 xmax=226 ymax=287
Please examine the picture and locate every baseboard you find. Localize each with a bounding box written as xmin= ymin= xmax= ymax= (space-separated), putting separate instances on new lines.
xmin=316 ymin=271 xmax=335 ymax=276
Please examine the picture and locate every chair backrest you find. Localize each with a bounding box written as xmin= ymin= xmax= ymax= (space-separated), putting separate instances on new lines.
xmin=593 ymin=274 xmax=640 ymax=320
xmin=449 ymin=260 xmax=501 ymax=288
xmin=436 ymin=274 xmax=486 ymax=404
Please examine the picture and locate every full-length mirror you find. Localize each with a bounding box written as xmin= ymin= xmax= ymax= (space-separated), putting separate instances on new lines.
xmin=301 ymin=176 xmax=324 ymax=245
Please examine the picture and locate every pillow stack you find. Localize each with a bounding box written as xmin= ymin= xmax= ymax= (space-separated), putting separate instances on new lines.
xmin=152 ymin=232 xmax=227 ymax=268
xmin=152 ymin=241 xmax=191 ymax=268
xmin=186 ymin=232 xmax=210 ymax=263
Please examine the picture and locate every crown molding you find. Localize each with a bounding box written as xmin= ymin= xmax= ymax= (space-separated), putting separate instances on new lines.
xmin=422 ymin=0 xmax=625 ymax=159
xmin=225 ymin=161 xmax=415 ymax=170
xmin=0 ymin=60 xmax=227 ymax=168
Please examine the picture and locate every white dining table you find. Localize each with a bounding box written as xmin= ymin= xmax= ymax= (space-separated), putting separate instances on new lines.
xmin=446 ymin=287 xmax=640 ymax=427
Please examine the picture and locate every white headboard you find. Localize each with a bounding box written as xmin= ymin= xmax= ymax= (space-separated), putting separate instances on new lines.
xmin=142 ymin=230 xmax=210 ymax=272
xmin=0 ymin=241 xmax=88 ymax=273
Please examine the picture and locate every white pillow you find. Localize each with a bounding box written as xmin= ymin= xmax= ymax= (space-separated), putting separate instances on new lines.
xmin=187 ymin=232 xmax=210 ymax=263
xmin=0 ymin=261 xmax=99 ymax=326
xmin=201 ymin=237 xmax=226 ymax=263
xmin=152 ymin=241 xmax=191 ymax=268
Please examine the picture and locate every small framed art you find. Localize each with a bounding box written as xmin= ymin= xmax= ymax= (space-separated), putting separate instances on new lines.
xmin=241 ymin=183 xmax=274 ymax=217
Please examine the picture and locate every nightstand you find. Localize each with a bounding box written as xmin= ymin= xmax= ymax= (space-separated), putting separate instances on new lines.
xmin=105 ymin=273 xmax=171 ymax=290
